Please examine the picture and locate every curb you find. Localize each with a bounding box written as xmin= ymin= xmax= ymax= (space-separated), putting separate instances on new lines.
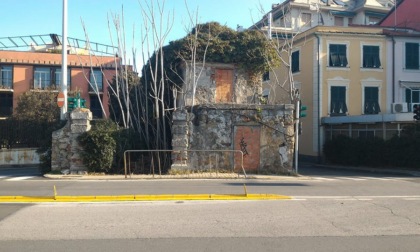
xmin=43 ymin=173 xmax=308 ymax=181
xmin=312 ymin=164 xmax=420 ymax=177
xmin=0 ymin=194 xmax=292 ymax=203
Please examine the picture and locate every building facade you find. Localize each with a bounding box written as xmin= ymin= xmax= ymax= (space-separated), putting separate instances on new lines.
xmin=254 ymin=0 xmax=420 ymax=162
xmin=0 ymin=50 xmax=118 ymax=119
xmin=253 ymin=0 xmax=393 ymax=36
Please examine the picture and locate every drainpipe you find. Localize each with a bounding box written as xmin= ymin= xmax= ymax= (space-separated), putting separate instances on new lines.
xmin=315 ymin=34 xmax=321 ymax=163
xmin=268 ymin=12 xmax=272 ymax=39
xmin=392 ymin=36 xmax=395 ymax=103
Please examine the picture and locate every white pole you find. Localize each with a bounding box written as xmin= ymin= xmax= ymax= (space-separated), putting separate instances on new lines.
xmin=268 ymin=12 xmax=272 ymax=39
xmin=294 ymin=99 xmax=300 ymax=174
xmin=60 ymin=0 xmax=68 ymax=120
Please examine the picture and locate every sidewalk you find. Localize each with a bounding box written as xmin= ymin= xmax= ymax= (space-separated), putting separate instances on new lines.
xmin=44 ymin=172 xmax=311 ymax=181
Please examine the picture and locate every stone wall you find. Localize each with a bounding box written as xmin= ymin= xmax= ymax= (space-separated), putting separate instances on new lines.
xmin=51 ymin=108 xmax=92 ymax=174
xmin=178 ymin=62 xmax=262 ymax=107
xmin=172 ymin=104 xmax=295 ymax=174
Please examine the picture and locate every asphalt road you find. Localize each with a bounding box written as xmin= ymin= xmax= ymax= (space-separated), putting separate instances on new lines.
xmin=0 ymin=165 xmax=419 ymax=251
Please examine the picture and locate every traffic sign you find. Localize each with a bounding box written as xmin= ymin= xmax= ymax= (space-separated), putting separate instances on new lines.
xmin=57 ymin=92 xmax=65 ymax=108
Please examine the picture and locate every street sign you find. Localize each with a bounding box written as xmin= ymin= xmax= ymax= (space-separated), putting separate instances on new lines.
xmin=57 ymin=92 xmax=65 ymax=108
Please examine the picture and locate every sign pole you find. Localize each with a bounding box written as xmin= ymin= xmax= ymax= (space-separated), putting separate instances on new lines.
xmin=60 ymin=0 xmax=68 ymax=120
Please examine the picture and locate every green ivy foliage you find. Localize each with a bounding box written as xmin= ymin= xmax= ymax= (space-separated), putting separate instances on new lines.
xmin=164 ymin=22 xmax=280 ymax=80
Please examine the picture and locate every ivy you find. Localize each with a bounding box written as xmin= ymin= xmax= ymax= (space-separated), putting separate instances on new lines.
xmin=163 ymin=22 xmax=280 ymax=81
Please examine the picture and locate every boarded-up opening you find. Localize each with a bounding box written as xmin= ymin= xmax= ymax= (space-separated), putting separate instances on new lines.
xmin=234 ymin=126 xmax=260 ymax=172
xmin=215 ymin=69 xmax=233 ymax=102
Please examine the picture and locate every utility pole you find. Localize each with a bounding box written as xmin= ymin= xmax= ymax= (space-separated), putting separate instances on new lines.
xmin=60 ymin=0 xmax=68 ymax=120
xmin=294 ymin=99 xmax=300 ymax=174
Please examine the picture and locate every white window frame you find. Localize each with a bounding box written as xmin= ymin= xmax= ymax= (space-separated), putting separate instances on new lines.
xmin=360 ymin=42 xmax=383 ymax=71
xmin=327 ymin=77 xmax=350 ymax=115
xmin=327 ymin=40 xmax=350 ymax=70
xmin=361 ymin=79 xmax=382 ymax=115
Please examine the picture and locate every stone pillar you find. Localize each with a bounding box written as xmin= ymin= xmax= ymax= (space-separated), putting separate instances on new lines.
xmin=69 ymin=109 xmax=92 ymax=173
xmin=51 ymin=108 xmax=92 ymax=174
xmin=171 ymin=109 xmax=190 ymax=170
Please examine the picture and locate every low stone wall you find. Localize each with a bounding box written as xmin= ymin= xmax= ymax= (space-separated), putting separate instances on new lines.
xmin=172 ymin=104 xmax=295 ymax=174
xmin=0 ymin=148 xmax=40 ymax=166
xmin=51 ymin=108 xmax=92 ymax=174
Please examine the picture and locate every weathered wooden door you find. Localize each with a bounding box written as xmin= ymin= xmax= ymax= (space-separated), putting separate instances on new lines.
xmin=215 ymin=69 xmax=233 ymax=102
xmin=234 ymin=126 xmax=260 ymax=172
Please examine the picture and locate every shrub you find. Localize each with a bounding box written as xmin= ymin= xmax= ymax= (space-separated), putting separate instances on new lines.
xmin=323 ymin=128 xmax=420 ymax=169
xmin=78 ymin=120 xmax=119 ymax=173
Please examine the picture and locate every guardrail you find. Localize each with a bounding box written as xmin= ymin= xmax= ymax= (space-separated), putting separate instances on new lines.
xmin=123 ymin=149 xmax=247 ymax=179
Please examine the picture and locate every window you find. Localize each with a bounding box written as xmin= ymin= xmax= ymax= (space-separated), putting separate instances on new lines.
xmin=405 ymin=43 xmax=419 ymax=70
xmin=368 ymin=17 xmax=380 ymax=25
xmin=300 ymin=13 xmax=311 ymax=27
xmin=363 ymin=46 xmax=381 ymax=68
xmin=262 ymin=71 xmax=269 ymax=81
xmin=329 ymin=44 xmax=348 ymax=67
xmin=34 ymin=67 xmax=51 ymax=89
xmin=89 ymin=69 xmax=103 ymax=92
xmin=55 ymin=69 xmax=71 ymax=88
xmin=291 ymin=50 xmax=300 ymax=73
xmin=405 ymin=88 xmax=420 ymax=111
xmin=330 ymin=86 xmax=347 ymax=115
xmin=0 ymin=93 xmax=13 ymax=117
xmin=334 ymin=16 xmax=344 ymax=26
xmin=364 ymin=87 xmax=380 ymax=114
xmin=0 ymin=65 xmax=12 ymax=89
xmin=33 ymin=67 xmax=70 ymax=90
xmin=89 ymin=95 xmax=103 ymax=118
xmin=278 ymin=17 xmax=291 ymax=28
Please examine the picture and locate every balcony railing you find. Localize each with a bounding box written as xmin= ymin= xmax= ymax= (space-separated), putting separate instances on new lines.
xmin=364 ymin=101 xmax=381 ymax=114
xmin=0 ymin=78 xmax=13 ymax=89
xmin=330 ymin=101 xmax=348 ymax=116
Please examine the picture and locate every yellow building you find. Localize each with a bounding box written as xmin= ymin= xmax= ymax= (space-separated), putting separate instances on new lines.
xmin=265 ymin=26 xmax=415 ymax=162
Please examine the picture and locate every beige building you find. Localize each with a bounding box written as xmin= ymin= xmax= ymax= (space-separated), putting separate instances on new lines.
xmin=264 ymin=25 xmax=417 ymax=161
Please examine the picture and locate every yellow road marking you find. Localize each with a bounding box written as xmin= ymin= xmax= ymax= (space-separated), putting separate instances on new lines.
xmin=0 ymin=194 xmax=291 ymax=203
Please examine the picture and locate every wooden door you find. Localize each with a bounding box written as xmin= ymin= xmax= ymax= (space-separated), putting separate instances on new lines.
xmin=215 ymin=69 xmax=233 ymax=102
xmin=234 ymin=126 xmax=260 ymax=172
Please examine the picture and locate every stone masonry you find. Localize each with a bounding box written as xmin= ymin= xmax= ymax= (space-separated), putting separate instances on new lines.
xmin=51 ymin=108 xmax=92 ymax=174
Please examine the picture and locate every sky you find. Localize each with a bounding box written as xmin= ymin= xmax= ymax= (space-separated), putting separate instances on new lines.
xmin=0 ymin=0 xmax=278 ymax=67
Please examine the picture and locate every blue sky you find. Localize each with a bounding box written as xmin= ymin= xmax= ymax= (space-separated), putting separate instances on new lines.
xmin=0 ymin=0 xmax=280 ymax=70
xmin=0 ymin=0 xmax=277 ymax=49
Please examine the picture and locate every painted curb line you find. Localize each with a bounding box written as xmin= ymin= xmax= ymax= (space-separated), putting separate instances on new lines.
xmin=0 ymin=194 xmax=292 ymax=203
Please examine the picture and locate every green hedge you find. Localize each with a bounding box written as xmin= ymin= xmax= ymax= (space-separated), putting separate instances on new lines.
xmin=323 ymin=125 xmax=420 ymax=169
xmin=78 ymin=120 xmax=145 ymax=173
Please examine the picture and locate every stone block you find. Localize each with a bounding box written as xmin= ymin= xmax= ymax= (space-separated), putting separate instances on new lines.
xmin=70 ymin=109 xmax=92 ymax=120
xmin=70 ymin=124 xmax=91 ymax=133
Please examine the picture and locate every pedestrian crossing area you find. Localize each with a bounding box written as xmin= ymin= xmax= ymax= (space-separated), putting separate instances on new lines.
xmin=0 ymin=175 xmax=36 ymax=181
xmin=310 ymin=176 xmax=412 ymax=182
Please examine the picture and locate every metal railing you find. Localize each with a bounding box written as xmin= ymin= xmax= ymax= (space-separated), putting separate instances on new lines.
xmin=123 ymin=149 xmax=247 ymax=179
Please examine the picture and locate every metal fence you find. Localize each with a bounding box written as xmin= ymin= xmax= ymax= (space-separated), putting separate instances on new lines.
xmin=0 ymin=119 xmax=57 ymax=149
xmin=123 ymin=149 xmax=247 ymax=179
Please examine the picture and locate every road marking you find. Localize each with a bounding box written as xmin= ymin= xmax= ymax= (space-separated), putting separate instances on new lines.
xmin=311 ymin=177 xmax=336 ymax=181
xmin=339 ymin=177 xmax=366 ymax=181
xmin=311 ymin=176 xmax=412 ymax=182
xmin=6 ymin=176 xmax=34 ymax=181
xmin=293 ymin=196 xmax=420 ymax=200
